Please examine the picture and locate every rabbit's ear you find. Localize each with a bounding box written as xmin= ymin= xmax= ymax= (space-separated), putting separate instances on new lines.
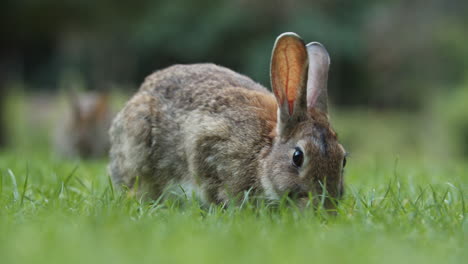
xmin=306 ymin=42 xmax=330 ymax=114
xmin=270 ymin=32 xmax=309 ymax=125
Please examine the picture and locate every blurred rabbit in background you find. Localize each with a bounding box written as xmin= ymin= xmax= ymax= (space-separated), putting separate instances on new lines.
xmin=55 ymin=91 xmax=112 ymax=159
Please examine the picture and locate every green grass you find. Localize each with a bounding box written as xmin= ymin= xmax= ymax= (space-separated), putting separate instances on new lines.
xmin=0 ymin=148 xmax=466 ymax=264
xmin=0 ymin=94 xmax=466 ymax=264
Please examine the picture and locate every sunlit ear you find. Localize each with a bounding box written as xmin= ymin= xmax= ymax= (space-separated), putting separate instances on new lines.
xmin=306 ymin=42 xmax=330 ymax=114
xmin=270 ymin=32 xmax=309 ymax=120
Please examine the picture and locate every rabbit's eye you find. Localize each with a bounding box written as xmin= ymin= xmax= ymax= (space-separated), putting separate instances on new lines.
xmin=292 ymin=147 xmax=304 ymax=168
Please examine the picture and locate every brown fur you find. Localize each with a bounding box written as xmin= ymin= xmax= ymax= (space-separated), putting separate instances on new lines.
xmin=109 ymin=33 xmax=346 ymax=207
xmin=243 ymin=89 xmax=278 ymax=139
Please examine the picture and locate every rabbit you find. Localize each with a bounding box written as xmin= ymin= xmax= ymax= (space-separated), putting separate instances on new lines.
xmin=109 ymin=32 xmax=347 ymax=207
xmin=55 ymin=91 xmax=112 ymax=159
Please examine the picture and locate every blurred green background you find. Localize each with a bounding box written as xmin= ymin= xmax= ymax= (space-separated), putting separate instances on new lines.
xmin=0 ymin=0 xmax=468 ymax=161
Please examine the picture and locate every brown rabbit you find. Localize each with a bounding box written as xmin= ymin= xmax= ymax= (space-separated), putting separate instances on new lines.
xmin=109 ymin=33 xmax=347 ymax=206
xmin=55 ymin=91 xmax=112 ymax=159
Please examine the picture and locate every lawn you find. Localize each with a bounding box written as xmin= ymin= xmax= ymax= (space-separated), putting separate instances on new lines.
xmin=0 ymin=95 xmax=466 ymax=264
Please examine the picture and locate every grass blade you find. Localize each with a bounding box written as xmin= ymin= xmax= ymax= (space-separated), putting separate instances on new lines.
xmin=7 ymin=169 xmax=19 ymax=201
xmin=64 ymin=165 xmax=79 ymax=188
xmin=20 ymin=165 xmax=29 ymax=207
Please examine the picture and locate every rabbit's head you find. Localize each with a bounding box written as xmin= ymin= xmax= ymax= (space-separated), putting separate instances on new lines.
xmin=260 ymin=33 xmax=346 ymax=207
xmin=69 ymin=92 xmax=110 ymax=157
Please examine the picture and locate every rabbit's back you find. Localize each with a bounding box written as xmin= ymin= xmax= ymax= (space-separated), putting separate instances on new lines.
xmin=109 ymin=64 xmax=278 ymax=202
xmin=142 ymin=63 xmax=266 ymax=92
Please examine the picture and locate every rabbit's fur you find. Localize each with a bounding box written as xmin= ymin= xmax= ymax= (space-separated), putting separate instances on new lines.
xmin=55 ymin=91 xmax=112 ymax=159
xmin=109 ymin=33 xmax=346 ymax=206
